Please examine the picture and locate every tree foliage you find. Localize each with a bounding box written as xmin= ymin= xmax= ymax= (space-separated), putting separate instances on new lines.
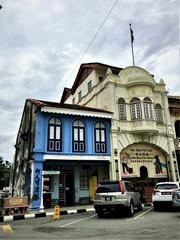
xmin=0 ymin=156 xmax=11 ymax=189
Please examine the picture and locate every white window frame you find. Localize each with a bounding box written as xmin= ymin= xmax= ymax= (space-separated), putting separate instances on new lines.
xmin=130 ymin=98 xmax=142 ymax=119
xmin=48 ymin=117 xmax=62 ymax=152
xmin=72 ymin=120 xmax=85 ymax=152
xmin=118 ymin=98 xmax=127 ymax=120
xmin=144 ymin=98 xmax=153 ymax=119
xmin=95 ymin=122 xmax=106 ymax=153
xmin=155 ymin=104 xmax=164 ymax=123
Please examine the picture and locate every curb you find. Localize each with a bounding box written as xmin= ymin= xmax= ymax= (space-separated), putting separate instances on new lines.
xmin=0 ymin=208 xmax=95 ymax=223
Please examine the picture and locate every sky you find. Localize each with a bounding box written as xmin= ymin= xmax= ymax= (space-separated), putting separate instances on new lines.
xmin=0 ymin=0 xmax=179 ymax=163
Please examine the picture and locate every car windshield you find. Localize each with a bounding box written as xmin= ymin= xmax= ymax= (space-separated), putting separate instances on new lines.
xmin=96 ymin=183 xmax=120 ymax=193
xmin=156 ymin=184 xmax=178 ymax=190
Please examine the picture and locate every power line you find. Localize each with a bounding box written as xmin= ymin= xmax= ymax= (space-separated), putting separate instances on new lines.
xmin=82 ymin=0 xmax=119 ymax=57
xmin=59 ymin=0 xmax=119 ymax=94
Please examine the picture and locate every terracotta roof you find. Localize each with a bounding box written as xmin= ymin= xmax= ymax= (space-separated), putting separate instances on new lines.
xmin=27 ymin=98 xmax=113 ymax=114
xmin=168 ymin=96 xmax=180 ymax=100
xmin=168 ymin=95 xmax=180 ymax=109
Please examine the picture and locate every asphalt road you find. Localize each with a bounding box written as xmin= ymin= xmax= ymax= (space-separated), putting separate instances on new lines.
xmin=0 ymin=207 xmax=179 ymax=240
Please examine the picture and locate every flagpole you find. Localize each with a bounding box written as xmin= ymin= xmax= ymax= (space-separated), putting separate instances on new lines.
xmin=129 ymin=23 xmax=135 ymax=66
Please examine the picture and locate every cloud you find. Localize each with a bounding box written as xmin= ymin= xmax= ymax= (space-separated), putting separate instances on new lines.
xmin=0 ymin=0 xmax=179 ymax=162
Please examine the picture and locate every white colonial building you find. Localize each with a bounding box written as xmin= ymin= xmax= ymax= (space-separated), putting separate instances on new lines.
xmin=61 ymin=62 xmax=179 ymax=202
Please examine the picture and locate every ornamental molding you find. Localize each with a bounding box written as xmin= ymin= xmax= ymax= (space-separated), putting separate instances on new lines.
xmin=43 ymin=154 xmax=111 ymax=161
xmin=41 ymin=106 xmax=112 ymax=119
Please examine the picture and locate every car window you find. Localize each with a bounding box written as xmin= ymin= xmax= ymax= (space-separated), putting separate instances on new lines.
xmin=130 ymin=183 xmax=135 ymax=192
xmin=125 ymin=182 xmax=135 ymax=192
xmin=125 ymin=182 xmax=131 ymax=191
xmin=96 ymin=183 xmax=120 ymax=193
xmin=156 ymin=184 xmax=178 ymax=190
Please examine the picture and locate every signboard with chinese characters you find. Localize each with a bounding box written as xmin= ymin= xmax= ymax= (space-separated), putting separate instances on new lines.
xmin=120 ymin=143 xmax=167 ymax=178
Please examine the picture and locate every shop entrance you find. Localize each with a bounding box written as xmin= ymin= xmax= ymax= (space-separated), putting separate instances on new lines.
xmin=140 ymin=166 xmax=148 ymax=179
xmin=59 ymin=170 xmax=74 ymax=206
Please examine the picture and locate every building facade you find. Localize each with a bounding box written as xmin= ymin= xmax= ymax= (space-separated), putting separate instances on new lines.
xmin=61 ymin=63 xmax=179 ymax=202
xmin=168 ymin=96 xmax=180 ymax=176
xmin=11 ymin=99 xmax=112 ymax=209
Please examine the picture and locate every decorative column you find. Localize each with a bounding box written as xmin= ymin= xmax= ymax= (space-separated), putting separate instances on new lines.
xmin=39 ymin=172 xmax=44 ymax=212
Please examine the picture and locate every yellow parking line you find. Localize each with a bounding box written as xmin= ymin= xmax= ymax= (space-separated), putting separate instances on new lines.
xmin=0 ymin=224 xmax=13 ymax=233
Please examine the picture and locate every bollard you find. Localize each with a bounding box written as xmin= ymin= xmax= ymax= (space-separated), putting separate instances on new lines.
xmin=53 ymin=205 xmax=60 ymax=220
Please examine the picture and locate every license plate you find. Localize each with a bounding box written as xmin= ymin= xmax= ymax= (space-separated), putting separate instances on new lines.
xmin=161 ymin=192 xmax=171 ymax=195
xmin=105 ymin=196 xmax=112 ymax=201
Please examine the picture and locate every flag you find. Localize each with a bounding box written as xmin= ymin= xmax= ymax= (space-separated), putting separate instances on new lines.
xmin=129 ymin=24 xmax=134 ymax=43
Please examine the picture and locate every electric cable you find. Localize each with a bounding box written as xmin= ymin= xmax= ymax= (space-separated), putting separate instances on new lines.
xmin=58 ymin=0 xmax=119 ymax=99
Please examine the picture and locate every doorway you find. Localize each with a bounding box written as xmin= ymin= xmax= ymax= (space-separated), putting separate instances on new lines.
xmin=140 ymin=166 xmax=148 ymax=179
xmin=59 ymin=170 xmax=74 ymax=206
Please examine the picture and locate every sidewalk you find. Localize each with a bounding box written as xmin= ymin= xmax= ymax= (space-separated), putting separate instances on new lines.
xmin=0 ymin=204 xmax=95 ymax=223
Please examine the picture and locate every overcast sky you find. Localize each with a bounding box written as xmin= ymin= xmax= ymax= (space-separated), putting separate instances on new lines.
xmin=0 ymin=0 xmax=179 ymax=162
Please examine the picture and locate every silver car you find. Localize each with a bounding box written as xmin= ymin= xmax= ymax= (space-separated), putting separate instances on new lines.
xmin=172 ymin=188 xmax=180 ymax=210
xmin=94 ymin=180 xmax=142 ymax=217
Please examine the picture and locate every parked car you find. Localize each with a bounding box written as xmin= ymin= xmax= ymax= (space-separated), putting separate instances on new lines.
xmin=172 ymin=188 xmax=180 ymax=210
xmin=152 ymin=182 xmax=179 ymax=211
xmin=94 ymin=180 xmax=142 ymax=217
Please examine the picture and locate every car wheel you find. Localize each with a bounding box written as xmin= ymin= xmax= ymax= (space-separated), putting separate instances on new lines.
xmin=153 ymin=203 xmax=159 ymax=211
xmin=96 ymin=209 xmax=104 ymax=218
xmin=128 ymin=202 xmax=134 ymax=217
xmin=137 ymin=200 xmax=143 ymax=211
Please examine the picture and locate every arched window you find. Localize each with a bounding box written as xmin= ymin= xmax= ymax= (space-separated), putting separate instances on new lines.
xmin=118 ymin=98 xmax=126 ymax=120
xmin=130 ymin=98 xmax=142 ymax=119
xmin=155 ymin=104 xmax=164 ymax=123
xmin=143 ymin=97 xmax=153 ymax=119
xmin=48 ymin=117 xmax=62 ymax=151
xmin=72 ymin=120 xmax=85 ymax=152
xmin=175 ymin=120 xmax=180 ymax=138
xmin=95 ymin=122 xmax=106 ymax=153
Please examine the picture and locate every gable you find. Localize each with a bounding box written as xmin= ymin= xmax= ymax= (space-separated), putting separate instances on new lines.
xmin=71 ymin=64 xmax=96 ymax=94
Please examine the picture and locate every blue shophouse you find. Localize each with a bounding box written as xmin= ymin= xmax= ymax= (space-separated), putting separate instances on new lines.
xmin=11 ymin=99 xmax=112 ymax=209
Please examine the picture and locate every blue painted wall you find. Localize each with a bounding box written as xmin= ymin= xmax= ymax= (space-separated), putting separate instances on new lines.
xmin=32 ymin=111 xmax=111 ymax=208
xmin=34 ymin=111 xmax=111 ymax=156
